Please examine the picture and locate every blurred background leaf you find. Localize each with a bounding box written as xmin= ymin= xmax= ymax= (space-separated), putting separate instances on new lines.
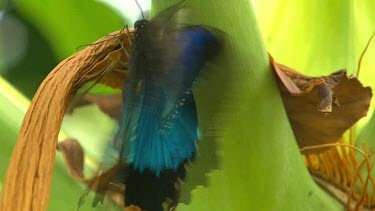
xmin=1 ymin=0 xmax=128 ymax=97
xmin=0 ymin=0 xmax=137 ymax=210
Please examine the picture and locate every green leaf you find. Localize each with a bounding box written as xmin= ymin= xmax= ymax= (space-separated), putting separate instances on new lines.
xmin=358 ymin=112 xmax=375 ymax=152
xmin=1 ymin=10 xmax=59 ymax=98
xmin=153 ymin=0 xmax=341 ymax=210
xmin=2 ymin=0 xmax=129 ymax=98
xmin=253 ymin=0 xmax=356 ymax=75
xmin=0 ymin=77 xmax=29 ymax=181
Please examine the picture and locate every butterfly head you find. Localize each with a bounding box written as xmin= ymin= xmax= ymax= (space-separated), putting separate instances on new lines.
xmin=134 ymin=19 xmax=148 ymax=39
xmin=134 ymin=19 xmax=148 ymax=30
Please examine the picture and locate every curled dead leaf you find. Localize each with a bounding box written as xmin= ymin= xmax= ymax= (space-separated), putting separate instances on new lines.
xmin=0 ymin=29 xmax=134 ymax=211
xmin=67 ymin=93 xmax=123 ymax=120
xmin=57 ymin=138 xmax=85 ymax=179
xmin=269 ymin=54 xmax=372 ymax=153
xmin=57 ymin=139 xmax=127 ymax=208
xmin=58 ymin=139 xmax=143 ymax=210
xmin=270 ymin=54 xmax=343 ymax=112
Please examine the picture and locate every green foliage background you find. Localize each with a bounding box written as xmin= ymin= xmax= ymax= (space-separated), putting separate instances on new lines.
xmin=1 ymin=0 xmax=374 ymax=210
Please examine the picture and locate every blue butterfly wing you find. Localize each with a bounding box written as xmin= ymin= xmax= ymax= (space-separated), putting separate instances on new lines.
xmin=125 ymin=28 xmax=217 ymax=173
xmin=115 ymin=5 xmax=221 ymax=210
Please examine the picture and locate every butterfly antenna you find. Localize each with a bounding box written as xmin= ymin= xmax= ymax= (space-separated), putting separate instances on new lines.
xmin=134 ymin=0 xmax=145 ymax=20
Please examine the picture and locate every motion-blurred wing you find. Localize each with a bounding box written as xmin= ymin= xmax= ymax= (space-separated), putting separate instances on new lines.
xmin=115 ymin=3 xmax=221 ymax=210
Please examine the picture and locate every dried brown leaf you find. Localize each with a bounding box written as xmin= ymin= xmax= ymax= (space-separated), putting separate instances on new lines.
xmin=67 ymin=94 xmax=123 ymax=120
xmin=0 ymin=29 xmax=134 ymax=211
xmin=58 ymin=139 xmax=131 ymax=209
xmin=270 ymin=54 xmax=372 ymax=153
xmin=57 ymin=138 xmax=85 ymax=179
xmin=57 ymin=138 xmax=122 ymax=192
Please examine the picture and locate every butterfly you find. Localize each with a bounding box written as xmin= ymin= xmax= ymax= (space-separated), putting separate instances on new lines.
xmin=102 ymin=2 xmax=222 ymax=210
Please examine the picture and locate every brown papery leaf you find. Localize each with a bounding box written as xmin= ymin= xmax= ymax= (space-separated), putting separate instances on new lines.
xmin=57 ymin=139 xmax=125 ymax=204
xmin=57 ymin=139 xmax=85 ymax=179
xmin=57 ymin=139 xmax=142 ymax=210
xmin=57 ymin=138 xmax=121 ymax=191
xmin=68 ymin=93 xmax=123 ymax=121
xmin=0 ymin=29 xmax=134 ymax=211
xmin=58 ymin=139 xmax=119 ymax=190
xmin=269 ymin=54 xmax=372 ymax=153
xmin=84 ymin=94 xmax=123 ymax=120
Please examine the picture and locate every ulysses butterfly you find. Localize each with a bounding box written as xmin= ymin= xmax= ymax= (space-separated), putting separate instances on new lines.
xmin=105 ymin=2 xmax=222 ymax=210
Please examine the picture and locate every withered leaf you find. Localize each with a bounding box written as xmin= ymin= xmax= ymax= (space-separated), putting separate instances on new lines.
xmin=57 ymin=138 xmax=123 ymax=192
xmin=67 ymin=93 xmax=123 ymax=121
xmin=270 ymin=54 xmax=372 ymax=153
xmin=0 ymin=29 xmax=134 ymax=211
xmin=57 ymin=139 xmax=125 ymax=202
xmin=84 ymin=94 xmax=123 ymax=120
xmin=57 ymin=139 xmax=144 ymax=210
xmin=57 ymin=138 xmax=85 ymax=179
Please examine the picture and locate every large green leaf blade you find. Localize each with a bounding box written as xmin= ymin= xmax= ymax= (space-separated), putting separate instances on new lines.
xmin=153 ymin=0 xmax=342 ymax=210
xmin=252 ymin=0 xmax=356 ymax=76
